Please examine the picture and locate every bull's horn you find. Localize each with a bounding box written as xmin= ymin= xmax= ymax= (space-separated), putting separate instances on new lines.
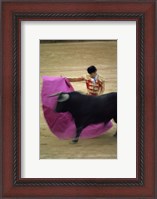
xmin=58 ymin=93 xmax=69 ymax=102
xmin=48 ymin=92 xmax=62 ymax=97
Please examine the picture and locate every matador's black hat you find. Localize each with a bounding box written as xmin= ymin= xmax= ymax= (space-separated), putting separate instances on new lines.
xmin=87 ymin=65 xmax=97 ymax=74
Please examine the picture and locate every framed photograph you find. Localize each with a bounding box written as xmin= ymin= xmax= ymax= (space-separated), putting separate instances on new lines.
xmin=40 ymin=39 xmax=117 ymax=160
xmin=1 ymin=0 xmax=156 ymax=198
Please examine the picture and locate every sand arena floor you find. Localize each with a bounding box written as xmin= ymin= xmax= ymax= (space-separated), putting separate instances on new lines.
xmin=40 ymin=40 xmax=117 ymax=159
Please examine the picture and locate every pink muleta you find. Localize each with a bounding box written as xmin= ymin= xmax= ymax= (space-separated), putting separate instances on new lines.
xmin=41 ymin=76 xmax=112 ymax=139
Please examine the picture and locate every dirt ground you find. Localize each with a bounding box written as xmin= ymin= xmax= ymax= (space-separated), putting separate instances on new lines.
xmin=40 ymin=40 xmax=117 ymax=159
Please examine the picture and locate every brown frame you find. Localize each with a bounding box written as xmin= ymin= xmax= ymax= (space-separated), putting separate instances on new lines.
xmin=1 ymin=0 xmax=156 ymax=198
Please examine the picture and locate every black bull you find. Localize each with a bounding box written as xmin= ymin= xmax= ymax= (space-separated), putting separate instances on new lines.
xmin=50 ymin=91 xmax=117 ymax=143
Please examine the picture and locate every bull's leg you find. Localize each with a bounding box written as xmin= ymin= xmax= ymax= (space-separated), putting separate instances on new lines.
xmin=72 ymin=126 xmax=83 ymax=143
xmin=113 ymin=116 xmax=117 ymax=123
xmin=114 ymin=131 xmax=117 ymax=137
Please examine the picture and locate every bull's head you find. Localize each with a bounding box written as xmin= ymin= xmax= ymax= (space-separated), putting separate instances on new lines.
xmin=49 ymin=92 xmax=70 ymax=112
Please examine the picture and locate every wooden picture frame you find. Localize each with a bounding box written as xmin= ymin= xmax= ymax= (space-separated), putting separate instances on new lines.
xmin=1 ymin=0 xmax=156 ymax=198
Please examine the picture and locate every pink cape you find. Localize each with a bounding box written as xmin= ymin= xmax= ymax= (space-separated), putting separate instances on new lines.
xmin=41 ymin=76 xmax=112 ymax=139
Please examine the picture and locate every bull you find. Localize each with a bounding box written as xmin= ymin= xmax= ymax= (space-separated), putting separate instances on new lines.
xmin=50 ymin=91 xmax=117 ymax=143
